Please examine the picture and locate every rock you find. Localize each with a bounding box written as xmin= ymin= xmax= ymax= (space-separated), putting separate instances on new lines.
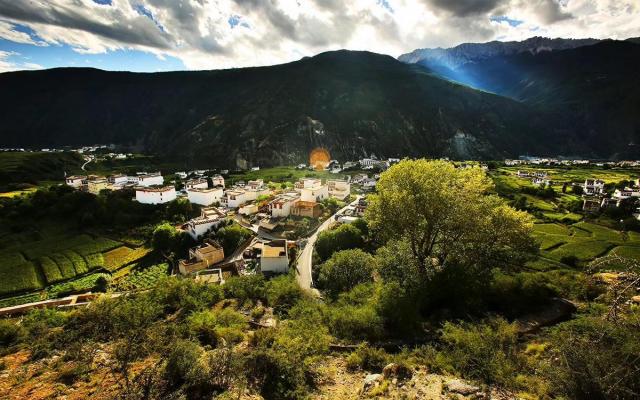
xmin=382 ymin=362 xmax=413 ymax=380
xmin=632 ymin=295 xmax=640 ymax=304
xmin=445 ymin=379 xmax=480 ymax=396
xmin=363 ymin=373 xmax=383 ymax=389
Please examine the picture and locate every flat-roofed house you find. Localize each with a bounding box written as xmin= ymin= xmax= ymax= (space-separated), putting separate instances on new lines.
xmin=185 ymin=178 xmax=208 ymax=190
xmin=65 ymin=175 xmax=86 ymax=188
xmin=135 ymin=186 xmax=176 ymax=204
xmin=222 ymin=189 xmax=250 ymax=208
xmin=129 ymin=172 xmax=163 ymax=187
xmin=292 ymin=200 xmax=322 ymax=218
xmin=260 ymin=240 xmax=288 ymax=275
xmin=584 ymin=179 xmax=605 ymax=195
xmin=87 ymin=177 xmax=109 ymax=195
xmin=239 ymin=203 xmax=259 ymax=215
xmin=178 ymin=240 xmax=225 ymax=275
xmin=268 ymin=192 xmax=300 ymax=217
xmin=108 ymin=174 xmax=128 ymax=185
xmin=328 ymin=179 xmax=350 ymax=200
xmin=187 ymin=187 xmax=223 ymax=206
xmin=211 ymin=175 xmax=225 ymax=188
xmin=185 ymin=206 xmax=226 ymax=239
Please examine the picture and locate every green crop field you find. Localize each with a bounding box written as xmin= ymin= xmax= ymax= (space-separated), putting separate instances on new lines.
xmin=47 ymin=272 xmax=110 ymax=298
xmin=0 ymin=261 xmax=43 ymax=296
xmin=104 ymin=246 xmax=151 ymax=271
xmin=115 ymin=263 xmax=169 ymax=291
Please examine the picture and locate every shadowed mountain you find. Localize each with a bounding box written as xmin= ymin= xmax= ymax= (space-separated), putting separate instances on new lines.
xmin=400 ymin=39 xmax=640 ymax=159
xmin=0 ymin=50 xmax=606 ymax=166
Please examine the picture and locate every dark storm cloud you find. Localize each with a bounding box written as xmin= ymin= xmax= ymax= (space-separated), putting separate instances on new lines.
xmin=424 ymin=0 xmax=507 ymax=16
xmin=0 ymin=1 xmax=173 ymax=49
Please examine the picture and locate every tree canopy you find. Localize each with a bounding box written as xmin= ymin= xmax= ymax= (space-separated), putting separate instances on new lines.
xmin=366 ymin=159 xmax=536 ymax=271
xmin=318 ymin=249 xmax=375 ymax=299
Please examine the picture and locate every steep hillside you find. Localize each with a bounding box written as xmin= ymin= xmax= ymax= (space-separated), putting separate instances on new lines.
xmin=401 ymin=40 xmax=640 ymax=159
xmin=0 ymin=51 xmax=587 ymax=165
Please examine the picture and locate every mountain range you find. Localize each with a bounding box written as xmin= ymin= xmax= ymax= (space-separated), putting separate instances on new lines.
xmin=0 ymin=37 xmax=639 ymax=167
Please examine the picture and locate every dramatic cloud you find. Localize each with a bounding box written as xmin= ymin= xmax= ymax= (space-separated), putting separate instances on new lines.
xmin=0 ymin=0 xmax=638 ymax=70
xmin=0 ymin=50 xmax=43 ymax=72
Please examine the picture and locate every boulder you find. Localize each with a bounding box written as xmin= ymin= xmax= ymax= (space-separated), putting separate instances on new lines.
xmin=363 ymin=373 xmax=383 ymax=389
xmin=631 ymin=295 xmax=640 ymax=304
xmin=445 ymin=379 xmax=480 ymax=396
xmin=382 ymin=362 xmax=413 ymax=380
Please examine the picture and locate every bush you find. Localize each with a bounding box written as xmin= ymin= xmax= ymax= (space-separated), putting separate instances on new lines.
xmin=315 ymin=224 xmax=364 ymax=261
xmin=318 ymin=249 xmax=374 ymax=299
xmin=164 ymin=339 xmax=204 ymax=388
xmin=346 ymin=344 xmax=390 ymax=372
xmin=265 ymin=275 xmax=304 ymax=316
xmin=187 ymin=309 xmax=247 ymax=347
xmin=223 ymin=275 xmax=266 ymax=305
xmin=151 ymin=277 xmax=224 ymax=314
xmin=561 ymin=255 xmax=579 ymax=267
xmin=436 ymin=318 xmax=522 ymax=387
xmin=325 ymin=302 xmax=384 ymax=341
xmin=0 ymin=320 xmax=23 ymax=347
xmin=546 ymin=316 xmax=640 ymax=400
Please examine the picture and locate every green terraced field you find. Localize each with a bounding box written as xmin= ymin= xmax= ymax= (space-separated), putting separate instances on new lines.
xmin=104 ymin=246 xmax=152 ymax=272
xmin=115 ymin=263 xmax=169 ymax=291
xmin=534 ymin=224 xmax=569 ymax=235
xmin=0 ymin=261 xmax=43 ymax=296
xmin=610 ymin=246 xmax=640 ymax=259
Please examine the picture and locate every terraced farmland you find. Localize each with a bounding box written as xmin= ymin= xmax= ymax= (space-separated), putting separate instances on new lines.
xmin=533 ymin=221 xmax=640 ymax=267
xmin=0 ymin=230 xmax=150 ymax=299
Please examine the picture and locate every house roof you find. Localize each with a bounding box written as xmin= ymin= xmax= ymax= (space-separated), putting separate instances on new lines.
xmin=136 ymin=186 xmax=175 ymax=192
xmin=263 ymin=241 xmax=287 ymax=258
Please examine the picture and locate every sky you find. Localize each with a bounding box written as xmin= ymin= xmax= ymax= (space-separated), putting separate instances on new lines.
xmin=0 ymin=0 xmax=638 ymax=73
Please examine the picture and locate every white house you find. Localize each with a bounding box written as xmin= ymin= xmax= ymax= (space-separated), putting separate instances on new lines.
xmin=185 ymin=207 xmax=226 ymax=240
xmin=295 ymin=178 xmax=328 ymax=202
xmin=327 ymin=179 xmax=351 ymax=200
xmin=187 ymin=187 xmax=224 ymax=206
xmin=185 ymin=178 xmax=208 ymax=190
xmin=108 ymin=174 xmax=128 ymax=185
xmin=268 ymin=192 xmax=300 ymax=217
xmin=613 ymin=188 xmax=640 ymax=203
xmin=362 ymin=178 xmax=377 ymax=190
xmin=260 ymin=240 xmax=289 ymax=275
xmin=135 ymin=186 xmax=176 ymax=204
xmin=211 ymin=175 xmax=225 ymax=187
xmin=583 ymin=179 xmax=605 ymax=195
xmin=222 ymin=189 xmax=250 ymax=208
xmin=65 ymin=175 xmax=86 ymax=188
xmin=239 ymin=203 xmax=259 ymax=215
xmin=129 ymin=172 xmax=163 ymax=187
xmin=175 ymin=171 xmax=188 ymax=179
xmin=532 ymin=177 xmax=551 ymax=186
xmin=516 ymin=170 xmax=530 ymax=178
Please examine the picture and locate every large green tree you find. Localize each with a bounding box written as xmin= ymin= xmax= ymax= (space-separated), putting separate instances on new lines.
xmin=318 ymin=249 xmax=375 ymax=298
xmin=366 ymin=159 xmax=536 ymax=271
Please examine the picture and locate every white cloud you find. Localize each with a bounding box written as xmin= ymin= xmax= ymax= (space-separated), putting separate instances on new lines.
xmin=0 ymin=0 xmax=638 ymax=70
xmin=0 ymin=50 xmax=43 ymax=72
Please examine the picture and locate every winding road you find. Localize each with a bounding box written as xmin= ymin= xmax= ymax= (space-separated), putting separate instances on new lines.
xmin=295 ymin=196 xmax=361 ymax=291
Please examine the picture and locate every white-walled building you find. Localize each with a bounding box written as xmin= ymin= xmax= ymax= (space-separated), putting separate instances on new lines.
xmin=211 ymin=175 xmax=225 ymax=187
xmin=222 ymin=189 xmax=250 ymax=208
xmin=583 ymin=179 xmax=605 ymax=195
xmin=613 ymin=188 xmax=640 ymax=203
xmin=187 ymin=187 xmax=224 ymax=206
xmin=129 ymin=172 xmax=163 ymax=187
xmin=185 ymin=207 xmax=226 ymax=240
xmin=239 ymin=203 xmax=259 ymax=215
xmin=260 ymin=240 xmax=289 ymax=275
xmin=185 ymin=178 xmax=208 ymax=190
xmin=65 ymin=175 xmax=86 ymax=188
xmin=135 ymin=186 xmax=176 ymax=204
xmin=108 ymin=174 xmax=128 ymax=185
xmin=300 ymin=185 xmax=328 ymax=202
xmin=328 ymin=179 xmax=351 ymax=200
xmin=268 ymin=192 xmax=300 ymax=218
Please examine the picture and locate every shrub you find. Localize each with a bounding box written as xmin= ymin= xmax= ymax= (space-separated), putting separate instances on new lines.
xmin=187 ymin=309 xmax=247 ymax=347
xmin=0 ymin=320 xmax=23 ymax=347
xmin=436 ymin=317 xmax=522 ymax=386
xmin=151 ymin=277 xmax=224 ymax=314
xmin=265 ymin=275 xmax=304 ymax=316
xmin=346 ymin=344 xmax=389 ymax=372
xmin=316 ymin=224 xmax=364 ymax=261
xmin=223 ymin=275 xmax=266 ymax=305
xmin=325 ymin=302 xmax=384 ymax=341
xmin=546 ymin=316 xmax=640 ymax=400
xmin=164 ymin=339 xmax=204 ymax=388
xmin=318 ymin=249 xmax=374 ymax=299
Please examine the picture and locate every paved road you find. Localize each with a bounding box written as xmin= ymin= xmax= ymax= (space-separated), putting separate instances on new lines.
xmin=296 ymin=196 xmax=361 ymax=291
xmin=81 ymin=155 xmax=94 ymax=171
